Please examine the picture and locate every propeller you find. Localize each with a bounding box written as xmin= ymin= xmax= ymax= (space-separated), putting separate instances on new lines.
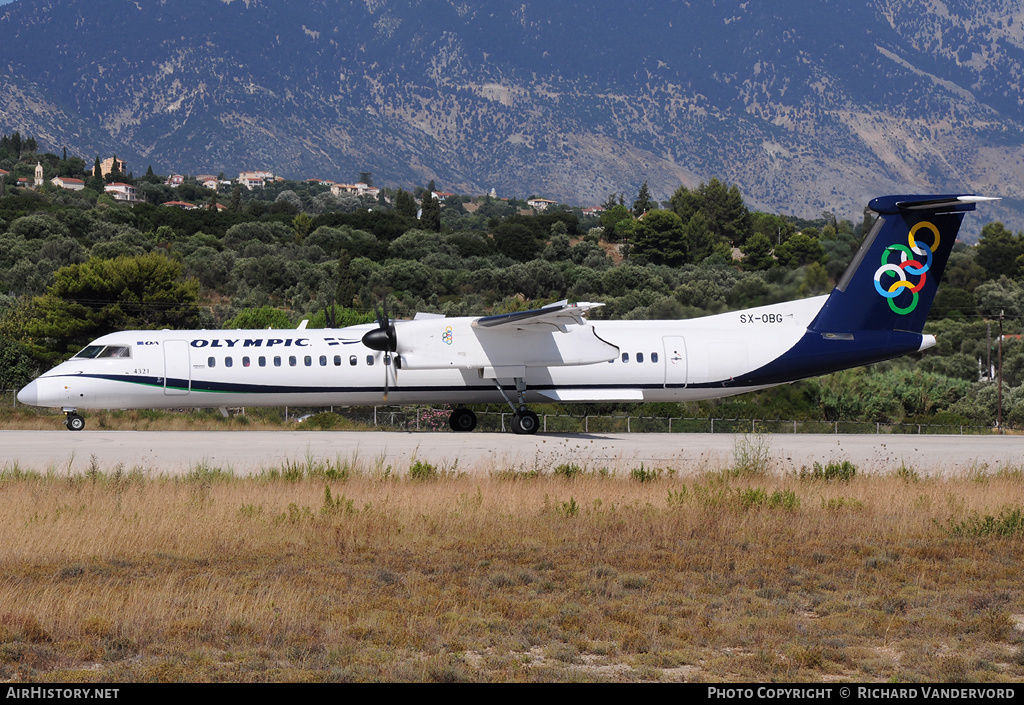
xmin=361 ymin=296 xmax=398 ymax=399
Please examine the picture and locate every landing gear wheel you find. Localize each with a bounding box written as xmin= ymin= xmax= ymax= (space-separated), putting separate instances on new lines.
xmin=65 ymin=413 xmax=85 ymax=432
xmin=449 ymin=407 xmax=477 ymax=432
xmin=511 ymin=409 xmax=539 ymax=435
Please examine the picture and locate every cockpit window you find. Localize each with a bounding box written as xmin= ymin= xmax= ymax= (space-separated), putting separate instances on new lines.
xmin=74 ymin=345 xmax=105 ymax=359
xmin=97 ymin=345 xmax=132 ymax=359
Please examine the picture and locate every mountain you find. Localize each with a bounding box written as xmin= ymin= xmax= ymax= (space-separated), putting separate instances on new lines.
xmin=1 ymin=0 xmax=1022 ymax=229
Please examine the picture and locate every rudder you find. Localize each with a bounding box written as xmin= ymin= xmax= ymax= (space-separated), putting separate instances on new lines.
xmin=810 ymin=195 xmax=986 ymax=335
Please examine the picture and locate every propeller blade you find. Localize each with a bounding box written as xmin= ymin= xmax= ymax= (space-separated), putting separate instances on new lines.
xmin=361 ymin=294 xmax=397 ymax=352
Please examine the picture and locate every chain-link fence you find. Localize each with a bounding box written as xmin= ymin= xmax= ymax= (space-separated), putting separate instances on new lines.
xmin=4 ymin=390 xmax=999 ymax=434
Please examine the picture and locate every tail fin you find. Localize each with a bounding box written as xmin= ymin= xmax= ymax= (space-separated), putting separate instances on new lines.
xmin=810 ymin=195 xmax=995 ymax=335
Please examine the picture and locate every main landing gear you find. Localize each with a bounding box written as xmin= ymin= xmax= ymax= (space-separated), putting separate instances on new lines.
xmin=448 ymin=406 xmax=477 ymax=432
xmin=64 ymin=410 xmax=85 ymax=431
xmin=494 ymin=377 xmax=540 ymax=435
xmin=447 ymin=377 xmax=540 ymax=435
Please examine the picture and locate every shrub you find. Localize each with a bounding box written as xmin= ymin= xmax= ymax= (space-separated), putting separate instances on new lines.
xmin=730 ymin=434 xmax=772 ymax=477
xmin=630 ymin=464 xmax=662 ymax=483
xmin=945 ymin=507 xmax=1024 ymax=538
xmin=799 ymin=460 xmax=857 ymax=482
xmin=408 ymin=459 xmax=437 ymax=481
xmin=552 ymin=463 xmax=583 ymax=480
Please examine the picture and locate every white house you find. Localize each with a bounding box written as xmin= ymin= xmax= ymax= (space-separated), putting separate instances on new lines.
xmin=330 ymin=182 xmax=380 ymax=199
xmin=238 ymin=170 xmax=274 ymax=190
xmin=52 ymin=177 xmax=86 ymax=191
xmin=105 ymin=182 xmax=142 ymax=203
xmin=527 ymin=197 xmax=558 ymax=211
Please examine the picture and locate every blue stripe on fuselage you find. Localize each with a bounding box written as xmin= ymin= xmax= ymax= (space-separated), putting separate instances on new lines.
xmin=724 ymin=329 xmax=924 ymax=387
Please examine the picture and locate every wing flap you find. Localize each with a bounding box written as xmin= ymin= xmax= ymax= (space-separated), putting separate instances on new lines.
xmin=538 ymin=388 xmax=645 ymax=401
xmin=472 ymin=300 xmax=603 ymax=330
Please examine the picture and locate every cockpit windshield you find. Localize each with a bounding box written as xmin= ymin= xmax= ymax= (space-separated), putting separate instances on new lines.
xmin=74 ymin=345 xmax=132 ymax=359
xmin=98 ymin=346 xmax=131 ymax=358
xmin=74 ymin=346 xmax=104 ymax=359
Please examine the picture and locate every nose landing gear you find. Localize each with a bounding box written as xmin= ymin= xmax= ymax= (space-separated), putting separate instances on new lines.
xmin=64 ymin=410 xmax=85 ymax=431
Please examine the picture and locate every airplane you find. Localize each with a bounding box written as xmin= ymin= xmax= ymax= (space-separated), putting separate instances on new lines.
xmin=17 ymin=194 xmax=995 ymax=434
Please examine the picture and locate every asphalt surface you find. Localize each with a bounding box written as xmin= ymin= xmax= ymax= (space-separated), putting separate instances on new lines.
xmin=2 ymin=430 xmax=1023 ymax=477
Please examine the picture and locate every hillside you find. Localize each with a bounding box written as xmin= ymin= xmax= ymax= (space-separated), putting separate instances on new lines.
xmin=1 ymin=0 xmax=1022 ymax=227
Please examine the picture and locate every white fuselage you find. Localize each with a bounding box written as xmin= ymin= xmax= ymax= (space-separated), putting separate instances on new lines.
xmin=20 ymin=296 xmax=829 ymax=411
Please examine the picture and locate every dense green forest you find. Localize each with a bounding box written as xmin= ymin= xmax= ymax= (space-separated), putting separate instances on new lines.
xmin=2 ymin=135 xmax=1024 ymax=427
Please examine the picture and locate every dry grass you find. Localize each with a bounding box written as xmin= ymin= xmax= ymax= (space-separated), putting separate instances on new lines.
xmin=0 ymin=456 xmax=1023 ymax=682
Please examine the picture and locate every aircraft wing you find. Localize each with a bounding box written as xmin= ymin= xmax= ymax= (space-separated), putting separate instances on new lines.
xmin=395 ymin=301 xmax=617 ymax=371
xmin=472 ymin=300 xmax=603 ymax=331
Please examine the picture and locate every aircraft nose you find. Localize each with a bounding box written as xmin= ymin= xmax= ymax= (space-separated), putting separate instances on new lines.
xmin=16 ymin=380 xmax=38 ymax=406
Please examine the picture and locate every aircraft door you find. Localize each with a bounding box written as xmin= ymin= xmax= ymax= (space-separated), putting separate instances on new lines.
xmin=163 ymin=340 xmax=191 ymax=396
xmin=663 ymin=337 xmax=687 ymax=387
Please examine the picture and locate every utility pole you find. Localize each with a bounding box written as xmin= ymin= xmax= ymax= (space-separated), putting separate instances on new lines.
xmin=998 ymin=310 xmax=1004 ymax=433
xmin=987 ymin=321 xmax=992 ymax=379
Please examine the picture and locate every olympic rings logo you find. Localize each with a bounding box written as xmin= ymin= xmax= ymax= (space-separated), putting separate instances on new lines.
xmin=873 ymin=221 xmax=940 ymax=315
xmin=442 ymin=326 xmax=453 ymax=345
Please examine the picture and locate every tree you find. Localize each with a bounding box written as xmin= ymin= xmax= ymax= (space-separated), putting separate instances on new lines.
xmin=420 ymin=191 xmax=441 ymax=232
xmin=775 ymin=231 xmax=826 ymax=268
xmin=20 ymin=254 xmax=201 ymax=362
xmin=630 ymin=210 xmax=687 ymax=265
xmin=93 ymin=156 xmax=101 ymax=178
xmin=0 ymin=335 xmax=37 ymax=390
xmin=292 ymin=213 xmax=313 ymax=241
xmin=222 ymin=306 xmax=293 ymax=330
xmin=395 ymin=189 xmax=417 ymax=218
xmin=599 ymin=205 xmax=632 ymax=242
xmin=976 ymin=222 xmax=1024 ymax=279
xmin=601 ymin=192 xmax=625 ymax=209
xmin=492 ymin=222 xmax=541 ymax=261
xmin=359 ymin=171 xmax=374 ymax=187
xmin=670 ymin=179 xmax=752 ymax=246
xmin=632 ymin=181 xmax=654 ymax=217
xmin=740 ymin=232 xmax=776 ymax=271
xmin=696 ymin=178 xmax=751 ymax=246
xmin=335 ymin=250 xmax=356 ymax=308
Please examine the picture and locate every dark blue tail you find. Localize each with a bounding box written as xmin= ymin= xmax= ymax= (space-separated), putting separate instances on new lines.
xmin=810 ymin=194 xmax=983 ymax=335
xmin=729 ymin=195 xmax=991 ymax=387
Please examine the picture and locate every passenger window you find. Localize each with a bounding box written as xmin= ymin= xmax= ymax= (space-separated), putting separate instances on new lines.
xmin=621 ymin=352 xmax=629 ymax=363
xmin=651 ymin=352 xmax=659 ymax=363
xmin=259 ymin=356 xmax=266 ymax=367
xmin=366 ymin=355 xmax=374 ymax=366
xmin=637 ymin=352 xmax=644 ymax=363
xmin=208 ymin=357 xmax=216 ymax=368
xmin=304 ymin=356 xmax=312 ymax=367
xmin=274 ymin=356 xmax=281 ymax=367
xmin=349 ymin=355 xmax=357 ymax=366
xmin=334 ymin=355 xmax=342 ymax=366
xmin=319 ymin=355 xmax=327 ymax=366
xmin=225 ymin=357 xmax=233 ymax=368
xmin=289 ymin=356 xmax=297 ymax=367
xmin=243 ymin=356 xmax=250 ymax=367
